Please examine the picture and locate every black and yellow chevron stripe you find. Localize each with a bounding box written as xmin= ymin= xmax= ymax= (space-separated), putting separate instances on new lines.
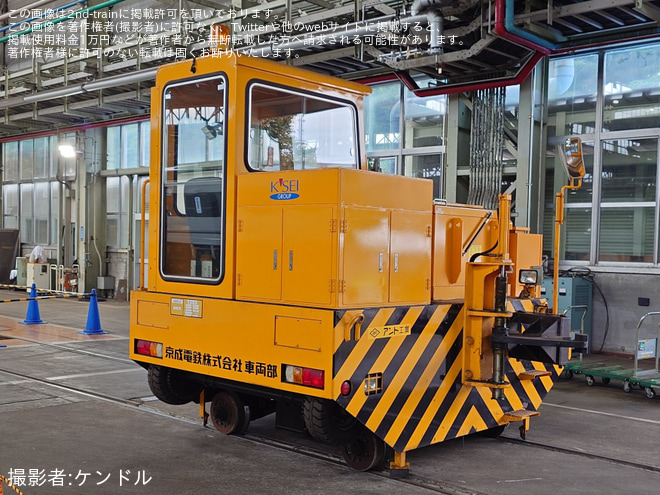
xmin=332 ymin=303 xmax=561 ymax=453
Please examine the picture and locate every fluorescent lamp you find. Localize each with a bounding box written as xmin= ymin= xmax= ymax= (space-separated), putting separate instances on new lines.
xmin=58 ymin=144 xmax=79 ymax=158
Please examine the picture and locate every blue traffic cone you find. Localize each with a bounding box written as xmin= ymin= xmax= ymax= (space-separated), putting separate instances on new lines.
xmin=20 ymin=284 xmax=45 ymax=325
xmin=79 ymin=289 xmax=107 ymax=335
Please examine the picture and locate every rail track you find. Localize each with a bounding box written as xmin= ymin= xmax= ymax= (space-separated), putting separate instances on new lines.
xmin=499 ymin=434 xmax=660 ymax=474
xmin=1 ymin=339 xmax=659 ymax=493
xmin=0 ymin=359 xmax=483 ymax=495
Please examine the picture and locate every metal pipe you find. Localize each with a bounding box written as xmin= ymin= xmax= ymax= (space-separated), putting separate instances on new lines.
xmin=22 ymin=86 xmax=85 ymax=103
xmin=366 ymin=51 xmax=543 ymax=96
xmin=494 ymin=0 xmax=552 ymax=54
xmin=410 ymin=0 xmax=451 ymax=16
xmin=491 ymin=274 xmax=509 ymax=399
xmin=139 ymin=178 xmax=150 ymax=290
xmin=82 ymin=68 xmax=158 ymax=92
xmin=11 ymin=67 xmax=158 ymax=107
xmin=428 ymin=12 xmax=443 ymax=53
xmin=0 ymin=115 xmax=148 ymax=143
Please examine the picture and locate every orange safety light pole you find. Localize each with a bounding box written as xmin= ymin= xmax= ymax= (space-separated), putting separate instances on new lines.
xmin=553 ymin=137 xmax=585 ymax=314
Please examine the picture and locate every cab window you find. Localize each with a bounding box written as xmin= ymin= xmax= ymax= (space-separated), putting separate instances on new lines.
xmin=160 ymin=75 xmax=226 ymax=282
xmin=247 ymin=83 xmax=357 ymax=170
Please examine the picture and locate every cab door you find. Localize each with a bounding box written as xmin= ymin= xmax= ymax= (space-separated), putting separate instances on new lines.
xmin=236 ymin=206 xmax=282 ymax=301
xmin=282 ymin=205 xmax=336 ymax=306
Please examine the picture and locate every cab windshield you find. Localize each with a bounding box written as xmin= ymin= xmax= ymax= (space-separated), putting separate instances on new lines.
xmin=247 ymin=84 xmax=358 ymax=171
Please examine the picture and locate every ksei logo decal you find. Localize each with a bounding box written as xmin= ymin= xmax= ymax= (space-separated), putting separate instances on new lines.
xmin=270 ymin=178 xmax=300 ymax=200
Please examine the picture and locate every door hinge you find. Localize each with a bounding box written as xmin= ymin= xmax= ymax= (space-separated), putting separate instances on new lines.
xmin=238 ymin=219 xmax=244 ymax=233
xmin=339 ymin=280 xmax=346 ymax=293
xmin=425 ymin=278 xmax=431 ymax=290
xmin=237 ymin=273 xmax=242 ymax=286
xmin=330 ymin=219 xmax=338 ymax=232
xmin=426 ymin=225 xmax=433 ymax=237
xmin=330 ymin=279 xmax=336 ymax=293
xmin=340 ymin=219 xmax=348 ymax=233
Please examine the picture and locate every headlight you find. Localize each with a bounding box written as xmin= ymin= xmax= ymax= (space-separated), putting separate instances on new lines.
xmin=519 ymin=269 xmax=539 ymax=285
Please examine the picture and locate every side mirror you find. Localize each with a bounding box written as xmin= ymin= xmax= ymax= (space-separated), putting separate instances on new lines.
xmin=558 ymin=137 xmax=585 ymax=179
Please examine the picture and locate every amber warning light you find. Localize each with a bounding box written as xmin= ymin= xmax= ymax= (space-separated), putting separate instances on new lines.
xmin=210 ymin=24 xmax=230 ymax=51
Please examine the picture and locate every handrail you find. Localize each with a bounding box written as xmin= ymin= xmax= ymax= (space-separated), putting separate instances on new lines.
xmin=139 ymin=179 xmax=150 ymax=290
xmin=562 ymin=305 xmax=589 ymax=337
xmin=633 ymin=311 xmax=660 ymax=378
xmin=344 ymin=313 xmax=365 ymax=342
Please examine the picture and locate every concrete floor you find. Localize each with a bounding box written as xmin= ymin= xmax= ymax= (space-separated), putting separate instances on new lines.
xmin=0 ymin=291 xmax=659 ymax=494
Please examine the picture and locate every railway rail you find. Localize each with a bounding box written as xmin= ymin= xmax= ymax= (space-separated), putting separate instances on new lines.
xmin=0 ymin=356 xmax=481 ymax=495
xmin=1 ymin=338 xmax=659 ymax=493
xmin=499 ymin=435 xmax=660 ymax=474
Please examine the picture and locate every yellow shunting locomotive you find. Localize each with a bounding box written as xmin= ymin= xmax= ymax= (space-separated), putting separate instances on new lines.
xmin=130 ymin=53 xmax=585 ymax=475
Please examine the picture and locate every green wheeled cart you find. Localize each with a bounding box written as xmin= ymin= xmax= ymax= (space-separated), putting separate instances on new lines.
xmin=565 ymin=311 xmax=660 ymax=399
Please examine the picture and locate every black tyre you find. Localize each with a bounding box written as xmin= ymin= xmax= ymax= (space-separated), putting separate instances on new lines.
xmin=240 ymin=394 xmax=276 ymax=421
xmin=210 ymin=391 xmax=250 ymax=435
xmin=340 ymin=427 xmax=387 ymax=471
xmin=303 ymin=397 xmax=360 ymax=445
xmin=602 ymin=377 xmax=611 ymax=385
xmin=565 ymin=369 xmax=574 ymax=379
xmin=147 ymin=365 xmax=201 ymax=405
xmin=645 ymin=387 xmax=656 ymax=399
xmin=623 ymin=381 xmax=632 ymax=393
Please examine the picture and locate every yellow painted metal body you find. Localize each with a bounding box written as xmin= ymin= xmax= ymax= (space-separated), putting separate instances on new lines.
xmin=432 ymin=203 xmax=498 ymax=301
xmin=132 ymin=292 xmax=337 ymax=398
xmin=236 ymin=169 xmax=432 ymax=308
xmin=130 ymin=53 xmax=565 ymax=460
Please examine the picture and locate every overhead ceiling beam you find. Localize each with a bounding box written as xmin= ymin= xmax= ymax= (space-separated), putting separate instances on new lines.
xmin=552 ymin=17 xmax=583 ymax=33
xmin=634 ymin=0 xmax=660 ymax=22
xmin=573 ymin=14 xmax=604 ymax=30
xmin=595 ymin=9 xmax=626 ymax=26
xmin=514 ymin=0 xmax=642 ymax=22
xmin=303 ymin=0 xmax=336 ymax=10
xmin=290 ymin=46 xmax=357 ymax=65
xmin=617 ymin=5 xmax=650 ymax=22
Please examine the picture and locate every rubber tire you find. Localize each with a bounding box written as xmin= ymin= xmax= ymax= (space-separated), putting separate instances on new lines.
xmin=240 ymin=394 xmax=276 ymax=421
xmin=210 ymin=391 xmax=250 ymax=435
xmin=340 ymin=427 xmax=387 ymax=472
xmin=645 ymin=387 xmax=656 ymax=399
xmin=602 ymin=377 xmax=611 ymax=385
xmin=303 ymin=398 xmax=360 ymax=445
xmin=623 ymin=381 xmax=632 ymax=393
xmin=585 ymin=375 xmax=595 ymax=386
xmin=565 ymin=369 xmax=574 ymax=379
xmin=147 ymin=365 xmax=201 ymax=405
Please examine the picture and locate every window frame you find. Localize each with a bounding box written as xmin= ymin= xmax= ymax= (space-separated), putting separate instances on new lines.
xmin=244 ymin=79 xmax=360 ymax=172
xmin=546 ymin=42 xmax=660 ymax=268
xmin=158 ymin=72 xmax=228 ymax=285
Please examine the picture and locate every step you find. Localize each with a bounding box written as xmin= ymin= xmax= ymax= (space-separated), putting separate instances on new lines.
xmin=518 ymin=369 xmax=552 ymax=380
xmin=503 ymin=409 xmax=540 ymax=422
